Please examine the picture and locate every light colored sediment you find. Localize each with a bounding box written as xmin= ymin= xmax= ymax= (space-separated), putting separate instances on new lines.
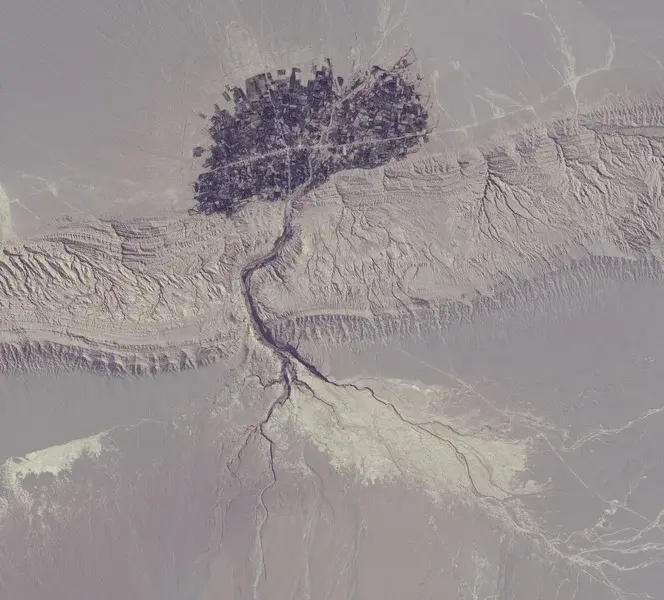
xmin=0 ymin=432 xmax=107 ymax=508
xmin=268 ymin=372 xmax=539 ymax=505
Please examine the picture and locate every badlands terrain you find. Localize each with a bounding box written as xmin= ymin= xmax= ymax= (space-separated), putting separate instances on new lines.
xmin=2 ymin=0 xmax=664 ymax=598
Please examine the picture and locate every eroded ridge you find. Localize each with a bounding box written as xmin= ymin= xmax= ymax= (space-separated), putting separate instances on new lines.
xmin=1 ymin=98 xmax=664 ymax=376
xmin=0 ymin=203 xmax=284 ymax=374
xmin=2 ymin=94 xmax=664 ymax=600
xmin=192 ymin=50 xmax=430 ymax=215
xmin=250 ymin=95 xmax=664 ymax=346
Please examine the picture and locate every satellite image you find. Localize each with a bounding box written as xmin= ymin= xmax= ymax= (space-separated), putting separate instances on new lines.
xmin=2 ymin=1 xmax=664 ymax=599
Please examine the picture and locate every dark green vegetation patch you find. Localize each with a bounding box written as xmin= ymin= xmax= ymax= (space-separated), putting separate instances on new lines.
xmin=192 ymin=50 xmax=430 ymax=215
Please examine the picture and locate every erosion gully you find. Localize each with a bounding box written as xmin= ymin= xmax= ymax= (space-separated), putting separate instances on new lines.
xmin=236 ymin=196 xmax=488 ymax=553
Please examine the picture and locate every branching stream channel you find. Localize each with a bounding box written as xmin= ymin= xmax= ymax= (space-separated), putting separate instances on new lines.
xmin=235 ymin=192 xmax=505 ymax=580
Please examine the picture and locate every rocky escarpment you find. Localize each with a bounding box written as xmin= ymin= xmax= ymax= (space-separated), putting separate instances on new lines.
xmin=0 ymin=203 xmax=283 ymax=374
xmin=2 ymin=96 xmax=664 ymax=373
xmin=251 ymin=96 xmax=664 ymax=348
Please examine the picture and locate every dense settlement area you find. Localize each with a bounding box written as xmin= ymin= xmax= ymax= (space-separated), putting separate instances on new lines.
xmin=192 ymin=51 xmax=430 ymax=214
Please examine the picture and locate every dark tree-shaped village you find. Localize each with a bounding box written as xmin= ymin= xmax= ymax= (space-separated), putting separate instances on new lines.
xmin=192 ymin=51 xmax=430 ymax=215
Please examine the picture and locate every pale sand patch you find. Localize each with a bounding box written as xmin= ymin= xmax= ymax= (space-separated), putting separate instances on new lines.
xmin=0 ymin=432 xmax=107 ymax=513
xmin=269 ymin=371 xmax=541 ymax=510
xmin=0 ymin=183 xmax=15 ymax=243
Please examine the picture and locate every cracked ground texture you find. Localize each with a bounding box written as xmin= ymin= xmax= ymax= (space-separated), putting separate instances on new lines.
xmin=3 ymin=95 xmax=664 ymax=600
